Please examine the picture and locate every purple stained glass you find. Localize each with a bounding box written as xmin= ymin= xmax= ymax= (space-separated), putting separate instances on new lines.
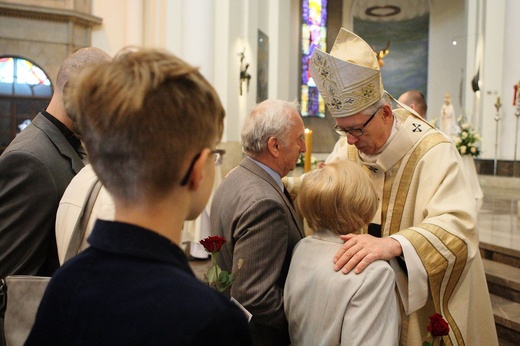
xmin=308 ymin=86 xmax=320 ymax=116
xmin=301 ymin=0 xmax=327 ymax=117
xmin=301 ymin=56 xmax=309 ymax=85
xmin=302 ymin=0 xmax=309 ymax=22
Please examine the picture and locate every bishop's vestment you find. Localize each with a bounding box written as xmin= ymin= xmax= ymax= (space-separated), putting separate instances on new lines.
xmin=325 ymin=109 xmax=497 ymax=346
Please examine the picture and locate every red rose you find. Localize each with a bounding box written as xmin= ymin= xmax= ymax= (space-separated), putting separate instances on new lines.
xmin=200 ymin=236 xmax=226 ymax=253
xmin=427 ymin=313 xmax=450 ymax=337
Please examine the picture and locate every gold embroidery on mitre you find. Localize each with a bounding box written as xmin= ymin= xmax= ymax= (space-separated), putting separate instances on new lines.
xmin=309 ymin=28 xmax=384 ymax=117
xmin=361 ymin=84 xmax=375 ymax=99
xmin=311 ymin=50 xmax=382 ymax=116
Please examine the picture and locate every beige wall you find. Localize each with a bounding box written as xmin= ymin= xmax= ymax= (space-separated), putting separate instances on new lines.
xmin=0 ymin=0 xmax=101 ymax=85
xmin=3 ymin=0 xmax=519 ymax=159
xmin=0 ymin=0 xmax=92 ymax=12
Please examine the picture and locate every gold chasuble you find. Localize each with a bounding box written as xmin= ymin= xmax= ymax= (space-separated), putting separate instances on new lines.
xmin=326 ymin=109 xmax=498 ymax=346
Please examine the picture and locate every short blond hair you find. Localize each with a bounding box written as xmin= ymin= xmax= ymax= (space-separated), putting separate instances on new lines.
xmin=296 ymin=160 xmax=377 ymax=234
xmin=65 ymin=48 xmax=225 ymax=203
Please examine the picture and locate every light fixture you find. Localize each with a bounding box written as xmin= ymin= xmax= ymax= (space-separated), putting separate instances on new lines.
xmin=238 ymin=50 xmax=251 ymax=95
xmin=365 ymin=5 xmax=401 ymax=18
xmin=353 ymin=0 xmax=429 ymax=21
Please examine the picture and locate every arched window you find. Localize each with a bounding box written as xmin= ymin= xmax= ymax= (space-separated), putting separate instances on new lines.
xmin=300 ymin=0 xmax=327 ymax=118
xmin=0 ymin=56 xmax=52 ymax=152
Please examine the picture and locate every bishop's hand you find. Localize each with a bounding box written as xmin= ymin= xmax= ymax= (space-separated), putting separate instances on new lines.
xmin=333 ymin=233 xmax=402 ymax=274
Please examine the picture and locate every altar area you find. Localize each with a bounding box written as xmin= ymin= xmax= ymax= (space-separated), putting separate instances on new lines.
xmin=478 ymin=175 xmax=520 ymax=252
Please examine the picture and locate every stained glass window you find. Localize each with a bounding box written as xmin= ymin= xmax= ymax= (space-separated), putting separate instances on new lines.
xmin=301 ymin=0 xmax=327 ymax=117
xmin=0 ymin=57 xmax=52 ymax=152
xmin=0 ymin=57 xmax=52 ymax=97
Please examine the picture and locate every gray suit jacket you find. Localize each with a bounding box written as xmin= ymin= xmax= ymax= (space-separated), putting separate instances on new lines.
xmin=210 ymin=157 xmax=304 ymax=346
xmin=0 ymin=113 xmax=84 ymax=277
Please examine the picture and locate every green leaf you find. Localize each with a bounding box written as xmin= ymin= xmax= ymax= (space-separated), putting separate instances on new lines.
xmin=218 ymin=271 xmax=230 ymax=284
xmin=206 ymin=265 xmax=221 ymax=283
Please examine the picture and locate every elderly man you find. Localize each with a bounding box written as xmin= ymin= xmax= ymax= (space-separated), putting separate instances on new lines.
xmin=211 ymin=99 xmax=305 ymax=346
xmin=0 ymin=47 xmax=111 ymax=277
xmin=308 ymin=28 xmax=497 ymax=345
xmin=324 ymin=88 xmax=429 ymax=165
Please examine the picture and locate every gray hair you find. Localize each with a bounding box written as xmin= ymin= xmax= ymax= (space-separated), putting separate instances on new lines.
xmin=241 ymin=99 xmax=300 ymax=156
xmin=361 ymin=93 xmax=391 ymax=116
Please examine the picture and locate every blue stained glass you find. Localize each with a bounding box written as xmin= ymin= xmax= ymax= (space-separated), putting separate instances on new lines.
xmin=301 ymin=0 xmax=327 ymax=117
xmin=0 ymin=57 xmax=52 ymax=96
xmin=0 ymin=58 xmax=14 ymax=83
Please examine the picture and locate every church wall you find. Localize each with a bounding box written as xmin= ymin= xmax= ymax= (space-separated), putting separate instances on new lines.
xmin=212 ymin=0 xmax=234 ymax=140
xmin=90 ymin=0 xmax=302 ymax=144
xmin=97 ymin=1 xmax=457 ymax=154
xmin=340 ymin=0 xmax=520 ymax=162
xmin=92 ymin=0 xmax=458 ymax=153
xmin=5 ymin=0 xmax=515 ymax=161
xmin=343 ymin=0 xmax=467 ymax=130
xmin=91 ymin=0 xmax=131 ymax=54
xmin=214 ymin=0 xmax=247 ymax=143
xmin=499 ymin=0 xmax=520 ymax=162
xmin=0 ymin=0 xmax=92 ymax=13
xmin=428 ymin=0 xmax=467 ymax=125
xmin=0 ymin=0 xmax=100 ymax=86
xmin=460 ymin=0 xmax=518 ymax=162
xmin=0 ymin=16 xmax=69 ymax=83
xmin=480 ymin=0 xmax=506 ymax=160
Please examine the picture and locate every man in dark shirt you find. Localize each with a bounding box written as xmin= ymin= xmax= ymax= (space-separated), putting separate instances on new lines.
xmin=26 ymin=48 xmax=252 ymax=345
xmin=0 ymin=47 xmax=111 ymax=277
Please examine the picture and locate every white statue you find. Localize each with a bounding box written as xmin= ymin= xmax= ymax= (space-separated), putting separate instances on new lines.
xmin=440 ymin=93 xmax=455 ymax=136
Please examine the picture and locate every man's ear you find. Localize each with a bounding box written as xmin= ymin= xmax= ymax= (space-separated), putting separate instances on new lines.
xmin=267 ymin=137 xmax=280 ymax=158
xmin=187 ymin=149 xmax=211 ymax=190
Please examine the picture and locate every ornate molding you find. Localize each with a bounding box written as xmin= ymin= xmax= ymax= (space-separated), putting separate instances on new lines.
xmin=0 ymin=2 xmax=102 ymax=26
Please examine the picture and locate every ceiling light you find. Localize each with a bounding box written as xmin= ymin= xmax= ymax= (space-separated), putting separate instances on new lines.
xmin=365 ymin=5 xmax=401 ymax=17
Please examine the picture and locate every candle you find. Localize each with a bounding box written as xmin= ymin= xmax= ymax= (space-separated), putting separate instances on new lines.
xmin=515 ymin=83 xmax=520 ymax=106
xmin=304 ymin=128 xmax=313 ymax=173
